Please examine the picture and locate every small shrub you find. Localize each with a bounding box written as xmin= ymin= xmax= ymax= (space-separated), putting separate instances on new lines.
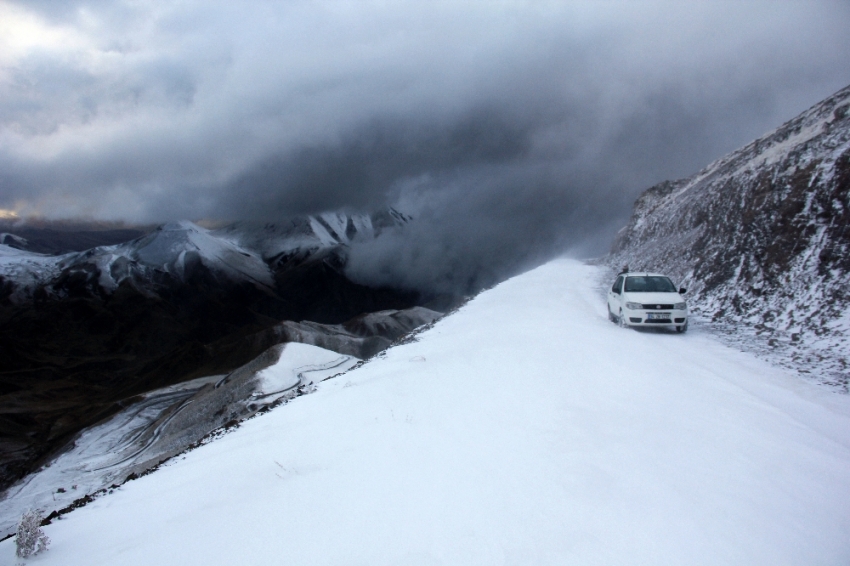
xmin=15 ymin=509 xmax=50 ymax=558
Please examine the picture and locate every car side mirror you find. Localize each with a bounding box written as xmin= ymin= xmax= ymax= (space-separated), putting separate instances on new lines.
xmin=679 ymin=287 xmax=687 ymax=294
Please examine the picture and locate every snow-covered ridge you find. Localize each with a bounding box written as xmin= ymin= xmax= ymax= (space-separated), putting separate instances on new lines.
xmin=674 ymin=84 xmax=850 ymax=200
xmin=610 ymin=83 xmax=850 ymax=387
xmin=0 ymin=221 xmax=272 ymax=302
xmin=213 ymin=209 xmax=407 ymax=261
xmin=0 ymin=209 xmax=408 ymax=303
xmin=0 ymin=244 xmax=61 ymax=297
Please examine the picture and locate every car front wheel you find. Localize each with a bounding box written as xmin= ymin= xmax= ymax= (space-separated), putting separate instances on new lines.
xmin=618 ymin=309 xmax=627 ymax=328
xmin=676 ymin=320 xmax=688 ymax=333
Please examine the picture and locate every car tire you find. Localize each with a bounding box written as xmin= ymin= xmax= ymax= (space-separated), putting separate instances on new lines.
xmin=618 ymin=309 xmax=627 ymax=328
xmin=676 ymin=320 xmax=688 ymax=333
xmin=608 ymin=306 xmax=617 ymax=323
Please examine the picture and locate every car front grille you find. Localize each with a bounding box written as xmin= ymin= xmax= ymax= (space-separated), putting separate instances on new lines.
xmin=642 ymin=304 xmax=674 ymax=310
xmin=644 ymin=318 xmax=672 ymax=324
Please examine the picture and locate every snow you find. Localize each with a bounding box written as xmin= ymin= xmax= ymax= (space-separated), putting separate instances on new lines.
xmin=252 ymin=342 xmax=359 ymax=400
xmin=3 ymin=258 xmax=849 ymax=565
xmin=0 ymin=345 xmax=358 ymax=538
xmin=0 ymin=243 xmax=42 ymax=263
xmin=209 ymin=213 xmax=369 ymax=259
xmin=753 ymin=119 xmax=825 ymax=168
xmin=0 ymin=244 xmax=65 ymax=299
xmin=306 ymin=217 xmax=336 ymax=247
xmin=350 ymin=214 xmax=374 ymax=239
xmin=125 ymin=221 xmax=274 ymax=287
xmin=316 ymin=212 xmax=350 ymax=242
xmin=0 ymin=389 xmax=200 ymax=529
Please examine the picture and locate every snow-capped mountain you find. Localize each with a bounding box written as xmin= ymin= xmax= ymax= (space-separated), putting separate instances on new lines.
xmin=0 ymin=221 xmax=272 ymax=304
xmin=0 ymin=210 xmax=409 ymax=304
xmin=610 ymin=84 xmax=850 ymax=387
xmin=0 ymin=209 xmax=427 ymax=493
xmin=215 ymin=208 xmax=409 ymax=262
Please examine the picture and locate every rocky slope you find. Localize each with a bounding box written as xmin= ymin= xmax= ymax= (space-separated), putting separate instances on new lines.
xmin=0 ymin=305 xmax=442 ymax=538
xmin=610 ymin=84 xmax=850 ymax=388
xmin=0 ymin=210 xmax=444 ymax=490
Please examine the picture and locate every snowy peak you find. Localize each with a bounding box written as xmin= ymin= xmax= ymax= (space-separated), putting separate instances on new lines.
xmin=114 ymin=220 xmax=273 ymax=288
xmin=215 ymin=208 xmax=409 ymax=261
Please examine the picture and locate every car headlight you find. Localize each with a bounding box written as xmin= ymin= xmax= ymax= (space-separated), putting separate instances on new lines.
xmin=625 ymin=302 xmax=642 ymax=310
xmin=674 ymin=302 xmax=686 ymax=310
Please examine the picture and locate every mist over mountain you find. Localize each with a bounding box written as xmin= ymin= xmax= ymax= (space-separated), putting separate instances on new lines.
xmin=1 ymin=1 xmax=849 ymax=281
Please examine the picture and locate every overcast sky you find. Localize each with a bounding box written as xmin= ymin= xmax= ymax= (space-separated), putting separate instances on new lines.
xmin=1 ymin=1 xmax=849 ymax=290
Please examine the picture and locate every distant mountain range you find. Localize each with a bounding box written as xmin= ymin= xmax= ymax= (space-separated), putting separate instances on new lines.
xmin=0 ymin=222 xmax=149 ymax=255
xmin=610 ymin=84 xmax=850 ymax=388
xmin=0 ymin=210 xmax=450 ymax=490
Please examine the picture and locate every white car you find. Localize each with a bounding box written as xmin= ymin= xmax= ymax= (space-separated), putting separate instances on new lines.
xmin=607 ymin=272 xmax=689 ymax=333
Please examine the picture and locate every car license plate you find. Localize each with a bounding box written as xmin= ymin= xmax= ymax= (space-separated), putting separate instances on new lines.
xmin=647 ymin=313 xmax=670 ymax=320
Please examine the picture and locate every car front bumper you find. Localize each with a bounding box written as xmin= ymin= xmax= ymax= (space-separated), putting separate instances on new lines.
xmin=622 ymin=309 xmax=688 ymax=328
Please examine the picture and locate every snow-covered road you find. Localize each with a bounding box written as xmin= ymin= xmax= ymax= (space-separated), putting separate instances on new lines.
xmin=3 ymin=259 xmax=849 ymax=565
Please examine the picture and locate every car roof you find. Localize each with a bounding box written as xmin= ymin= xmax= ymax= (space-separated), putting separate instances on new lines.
xmin=621 ymin=272 xmax=669 ymax=277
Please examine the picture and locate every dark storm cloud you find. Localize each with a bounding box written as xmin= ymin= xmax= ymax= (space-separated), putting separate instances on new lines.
xmin=346 ymin=163 xmax=623 ymax=295
xmin=2 ymin=1 xmax=850 ymax=292
xmin=220 ymin=108 xmax=534 ymax=218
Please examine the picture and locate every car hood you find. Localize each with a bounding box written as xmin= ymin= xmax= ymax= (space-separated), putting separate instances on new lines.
xmin=622 ymin=292 xmax=684 ymax=305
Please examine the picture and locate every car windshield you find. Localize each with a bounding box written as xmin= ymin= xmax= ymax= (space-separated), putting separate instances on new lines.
xmin=624 ymin=276 xmax=677 ymax=293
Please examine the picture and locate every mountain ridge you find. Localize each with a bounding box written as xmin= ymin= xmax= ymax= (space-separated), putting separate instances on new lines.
xmin=0 ymin=208 xmax=436 ymax=491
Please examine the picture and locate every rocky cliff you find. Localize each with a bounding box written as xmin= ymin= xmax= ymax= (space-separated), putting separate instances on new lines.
xmin=610 ymin=84 xmax=850 ymax=388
